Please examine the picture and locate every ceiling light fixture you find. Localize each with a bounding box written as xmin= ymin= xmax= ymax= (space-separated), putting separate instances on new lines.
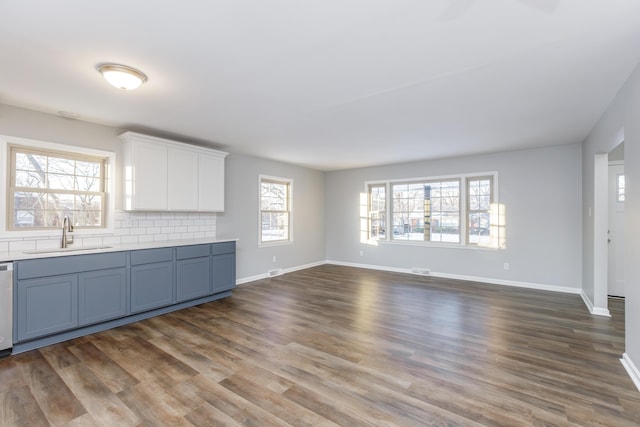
xmin=97 ymin=63 xmax=147 ymax=90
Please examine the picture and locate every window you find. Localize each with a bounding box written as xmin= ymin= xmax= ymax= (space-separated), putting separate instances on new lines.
xmin=367 ymin=172 xmax=497 ymax=247
xmin=260 ymin=176 xmax=292 ymax=244
xmin=467 ymin=176 xmax=493 ymax=245
xmin=8 ymin=144 xmax=107 ymax=230
xmin=368 ymin=184 xmax=386 ymax=240
xmin=391 ymin=180 xmax=460 ymax=242
xmin=617 ymin=174 xmax=625 ymax=202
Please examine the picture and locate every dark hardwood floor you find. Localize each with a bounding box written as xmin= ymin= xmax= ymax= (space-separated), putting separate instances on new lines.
xmin=1 ymin=265 xmax=639 ymax=426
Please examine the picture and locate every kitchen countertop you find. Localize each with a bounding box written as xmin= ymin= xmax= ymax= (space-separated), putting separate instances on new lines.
xmin=0 ymin=238 xmax=238 ymax=262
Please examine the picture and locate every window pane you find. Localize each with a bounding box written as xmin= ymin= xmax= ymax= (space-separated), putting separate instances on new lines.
xmin=469 ymin=212 xmax=491 ymax=244
xmin=261 ymin=212 xmax=289 ymax=241
xmin=261 ymin=182 xmax=287 ymax=210
xmin=76 ymin=160 xmax=101 ymax=178
xmin=48 ymin=157 xmax=74 ymax=175
xmin=15 ymin=152 xmax=46 ymax=172
xmin=48 ymin=173 xmax=75 ymax=190
xmin=617 ymin=174 xmax=625 ymax=202
xmin=369 ymin=185 xmax=386 ymax=240
xmin=15 ymin=170 xmax=45 ymax=188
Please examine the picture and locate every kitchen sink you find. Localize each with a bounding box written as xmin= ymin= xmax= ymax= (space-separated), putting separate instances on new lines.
xmin=23 ymin=245 xmax=112 ymax=254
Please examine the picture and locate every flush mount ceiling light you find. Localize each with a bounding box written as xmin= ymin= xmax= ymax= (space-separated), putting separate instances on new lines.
xmin=97 ymin=63 xmax=147 ymax=90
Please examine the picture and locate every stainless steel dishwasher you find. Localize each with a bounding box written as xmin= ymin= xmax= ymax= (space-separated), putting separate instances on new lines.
xmin=0 ymin=262 xmax=13 ymax=356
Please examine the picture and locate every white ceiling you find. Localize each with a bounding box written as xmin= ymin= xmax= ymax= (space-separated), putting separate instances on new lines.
xmin=1 ymin=1 xmax=640 ymax=171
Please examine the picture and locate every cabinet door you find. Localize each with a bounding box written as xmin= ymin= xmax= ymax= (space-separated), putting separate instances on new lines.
xmin=176 ymin=257 xmax=211 ymax=302
xmin=198 ymin=153 xmax=225 ymax=211
xmin=129 ymin=140 xmax=168 ymax=210
xmin=169 ymin=148 xmax=199 ymax=211
xmin=17 ymin=274 xmax=78 ymax=341
xmin=130 ymin=262 xmax=174 ymax=313
xmin=78 ymin=268 xmax=127 ymax=326
xmin=212 ymin=253 xmax=236 ymax=293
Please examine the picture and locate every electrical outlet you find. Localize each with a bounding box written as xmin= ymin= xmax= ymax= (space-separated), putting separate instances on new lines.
xmin=504 ymin=263 xmax=510 ymax=270
xmin=359 ymin=250 xmax=364 ymax=256
xmin=272 ymin=256 xmax=276 ymax=263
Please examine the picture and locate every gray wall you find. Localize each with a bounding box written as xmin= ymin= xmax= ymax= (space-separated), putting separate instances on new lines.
xmin=0 ymin=105 xmax=327 ymax=282
xmin=325 ymin=144 xmax=583 ymax=290
xmin=0 ymin=105 xmax=123 ymax=205
xmin=215 ymin=153 xmax=326 ymax=281
xmin=582 ymin=61 xmax=640 ymax=369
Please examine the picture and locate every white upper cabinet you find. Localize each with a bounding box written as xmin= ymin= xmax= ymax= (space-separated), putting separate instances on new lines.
xmin=198 ymin=153 xmax=225 ymax=212
xmin=120 ymin=132 xmax=227 ymax=212
xmin=168 ymin=148 xmax=199 ymax=211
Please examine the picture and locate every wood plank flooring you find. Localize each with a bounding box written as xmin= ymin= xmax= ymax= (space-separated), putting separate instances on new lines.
xmin=1 ymin=265 xmax=639 ymax=426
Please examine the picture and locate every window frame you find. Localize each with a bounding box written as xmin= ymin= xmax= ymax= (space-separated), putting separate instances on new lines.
xmin=368 ymin=183 xmax=387 ymax=241
xmin=390 ymin=178 xmax=462 ymax=244
xmin=259 ymin=174 xmax=293 ymax=246
xmin=466 ymin=175 xmax=494 ymax=246
xmin=365 ymin=171 xmax=498 ymax=249
xmin=616 ymin=173 xmax=625 ymax=203
xmin=0 ymin=135 xmax=115 ymax=237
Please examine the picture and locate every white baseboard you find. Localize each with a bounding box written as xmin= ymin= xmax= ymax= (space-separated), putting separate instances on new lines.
xmin=621 ymin=353 xmax=640 ymax=392
xmin=236 ymin=260 xmax=326 ymax=285
xmin=580 ymin=291 xmax=611 ymax=317
xmin=327 ymin=260 xmax=581 ymax=295
xmin=238 ymin=259 xmax=586 ymax=300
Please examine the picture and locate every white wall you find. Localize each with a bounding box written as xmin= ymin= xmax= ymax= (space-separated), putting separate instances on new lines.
xmin=582 ymin=61 xmax=640 ymax=381
xmin=215 ymin=153 xmax=326 ymax=282
xmin=325 ymin=144 xmax=583 ymax=291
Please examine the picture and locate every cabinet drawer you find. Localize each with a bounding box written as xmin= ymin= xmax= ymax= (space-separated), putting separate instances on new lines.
xmin=211 ymin=241 xmax=235 ymax=255
xmin=130 ymin=248 xmax=173 ymax=265
xmin=17 ymin=252 xmax=126 ymax=280
xmin=176 ymin=244 xmax=210 ymax=260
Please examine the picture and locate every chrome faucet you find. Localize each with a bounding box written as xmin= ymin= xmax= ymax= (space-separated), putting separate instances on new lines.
xmin=61 ymin=216 xmax=74 ymax=248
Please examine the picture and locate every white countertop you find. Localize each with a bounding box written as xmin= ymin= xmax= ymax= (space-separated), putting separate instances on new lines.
xmin=0 ymin=238 xmax=238 ymax=262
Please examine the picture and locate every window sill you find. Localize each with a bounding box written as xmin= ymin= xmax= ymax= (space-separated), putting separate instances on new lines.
xmin=376 ymin=239 xmax=501 ymax=251
xmin=258 ymin=240 xmax=294 ymax=248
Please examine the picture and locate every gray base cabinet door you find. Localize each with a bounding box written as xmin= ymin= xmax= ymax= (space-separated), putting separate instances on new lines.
xmin=17 ymin=274 xmax=78 ymax=341
xmin=212 ymin=253 xmax=236 ymax=293
xmin=78 ymin=268 xmax=127 ymax=326
xmin=130 ymin=262 xmax=174 ymax=313
xmin=176 ymin=257 xmax=211 ymax=302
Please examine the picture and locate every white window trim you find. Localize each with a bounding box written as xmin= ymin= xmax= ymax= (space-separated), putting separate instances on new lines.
xmin=258 ymin=174 xmax=293 ymax=247
xmin=364 ymin=171 xmax=499 ymax=249
xmin=0 ymin=135 xmax=116 ymax=238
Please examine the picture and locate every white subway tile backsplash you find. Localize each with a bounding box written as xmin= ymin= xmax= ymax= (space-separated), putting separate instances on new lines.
xmin=2 ymin=211 xmax=217 ymax=251
xmin=138 ymin=235 xmax=154 ymax=243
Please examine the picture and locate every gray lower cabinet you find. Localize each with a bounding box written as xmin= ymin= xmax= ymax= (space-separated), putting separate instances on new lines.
xmin=176 ymin=244 xmax=211 ymax=302
xmin=78 ymin=268 xmax=127 ymax=326
xmin=14 ymin=241 xmax=235 ymax=348
xmin=212 ymin=242 xmax=236 ymax=293
xmin=130 ymin=248 xmax=174 ymax=313
xmin=17 ymin=274 xmax=78 ymax=341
